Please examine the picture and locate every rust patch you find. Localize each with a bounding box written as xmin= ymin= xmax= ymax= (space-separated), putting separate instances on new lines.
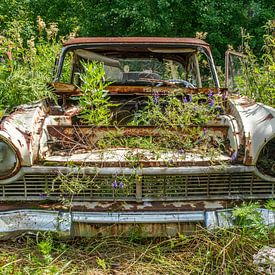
xmin=72 ymin=222 xmax=199 ymax=237
xmin=243 ymin=134 xmax=253 ymax=165
xmin=0 ymin=199 xmax=265 ymax=212
xmin=47 ymin=125 xmax=228 ymax=139
xmin=259 ymin=113 xmax=274 ymax=123
xmin=107 ymin=86 xmax=227 ymax=96
xmin=63 ymin=37 xmax=210 ymax=47
xmin=50 ymin=82 xmax=81 ymax=95
xmin=50 ymin=82 xmax=227 ymax=97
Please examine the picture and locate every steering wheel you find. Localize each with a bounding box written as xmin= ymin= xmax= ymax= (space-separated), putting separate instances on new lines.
xmin=155 ymin=79 xmax=195 ymax=88
xmin=167 ymin=79 xmax=195 ymax=88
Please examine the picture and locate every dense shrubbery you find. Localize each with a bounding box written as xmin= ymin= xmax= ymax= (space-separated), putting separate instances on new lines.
xmin=0 ymin=17 xmax=61 ymax=112
xmin=0 ymin=0 xmax=274 ymax=65
xmin=237 ymin=21 xmax=275 ymax=107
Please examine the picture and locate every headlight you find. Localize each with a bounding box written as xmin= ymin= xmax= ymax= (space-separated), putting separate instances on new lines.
xmin=0 ymin=138 xmax=19 ymax=179
xmin=256 ymin=138 xmax=275 ymax=177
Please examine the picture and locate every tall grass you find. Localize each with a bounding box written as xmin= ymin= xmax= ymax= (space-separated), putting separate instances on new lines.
xmin=0 ymin=226 xmax=273 ymax=274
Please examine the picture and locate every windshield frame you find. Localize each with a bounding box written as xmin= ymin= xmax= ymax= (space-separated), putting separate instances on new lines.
xmin=54 ymin=43 xmax=220 ymax=88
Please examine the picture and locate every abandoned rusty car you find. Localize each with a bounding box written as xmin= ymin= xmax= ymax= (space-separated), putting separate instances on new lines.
xmin=0 ymin=37 xmax=274 ymax=237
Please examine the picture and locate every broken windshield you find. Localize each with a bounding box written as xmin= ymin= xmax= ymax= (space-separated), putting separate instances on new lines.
xmin=59 ymin=48 xmax=215 ymax=88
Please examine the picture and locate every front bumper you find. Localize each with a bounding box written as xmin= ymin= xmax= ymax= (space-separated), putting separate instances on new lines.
xmin=0 ymin=209 xmax=274 ymax=238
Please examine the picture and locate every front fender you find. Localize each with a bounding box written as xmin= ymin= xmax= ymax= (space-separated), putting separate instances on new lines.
xmin=228 ymin=97 xmax=275 ymax=165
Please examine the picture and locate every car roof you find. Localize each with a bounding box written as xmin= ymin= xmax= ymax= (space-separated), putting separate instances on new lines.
xmin=63 ymin=37 xmax=209 ymax=47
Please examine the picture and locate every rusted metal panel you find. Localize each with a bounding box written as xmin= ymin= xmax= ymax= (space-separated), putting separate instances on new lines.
xmin=0 ymin=200 xmax=230 ymax=212
xmin=63 ymin=37 xmax=210 ymax=47
xmin=107 ymin=86 xmax=228 ymax=95
xmin=0 ymin=102 xmax=48 ymax=166
xmin=50 ymin=82 xmax=81 ymax=95
xmin=72 ymin=222 xmax=199 ymax=237
xmin=50 ymin=83 xmax=228 ymax=97
xmin=47 ymin=124 xmax=229 ymax=139
xmin=228 ymin=98 xmax=275 ymax=165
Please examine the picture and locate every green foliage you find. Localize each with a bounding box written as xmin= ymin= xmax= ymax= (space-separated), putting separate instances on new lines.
xmin=51 ymin=171 xmax=90 ymax=196
xmin=265 ymin=199 xmax=275 ymax=211
xmin=96 ymin=257 xmax=109 ymax=271
xmin=95 ymin=92 xmax=225 ymax=160
xmin=37 ymin=234 xmax=54 ymax=264
xmin=237 ymin=21 xmax=275 ymax=107
xmin=1 ymin=0 xmax=274 ymax=65
xmin=0 ymin=17 xmax=59 ymax=110
xmin=78 ymin=61 xmax=115 ymax=125
xmin=232 ymin=202 xmax=271 ymax=239
xmin=130 ymin=93 xmax=220 ymax=127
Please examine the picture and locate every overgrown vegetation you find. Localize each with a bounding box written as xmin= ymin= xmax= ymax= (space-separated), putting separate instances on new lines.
xmin=78 ymin=62 xmax=115 ymax=125
xmin=0 ymin=212 xmax=274 ymax=274
xmin=75 ymin=61 xmax=225 ymax=162
xmin=236 ymin=21 xmax=275 ymax=107
xmin=0 ymin=17 xmax=60 ymax=112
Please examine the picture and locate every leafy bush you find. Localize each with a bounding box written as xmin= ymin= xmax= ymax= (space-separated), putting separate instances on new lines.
xmin=78 ymin=61 xmax=115 ymax=125
xmin=237 ymin=20 xmax=275 ymax=107
xmin=0 ymin=17 xmax=60 ymax=113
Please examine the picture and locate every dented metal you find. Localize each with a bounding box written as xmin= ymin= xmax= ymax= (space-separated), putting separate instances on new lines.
xmin=0 ymin=208 xmax=273 ymax=238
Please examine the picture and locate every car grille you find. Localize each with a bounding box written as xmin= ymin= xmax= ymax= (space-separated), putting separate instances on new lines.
xmin=0 ymin=172 xmax=273 ymax=201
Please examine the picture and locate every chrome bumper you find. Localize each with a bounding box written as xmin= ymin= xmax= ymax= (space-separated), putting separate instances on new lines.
xmin=0 ymin=209 xmax=274 ymax=238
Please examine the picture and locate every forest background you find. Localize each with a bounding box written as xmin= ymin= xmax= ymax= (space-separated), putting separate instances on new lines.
xmin=1 ymin=0 xmax=275 ymax=64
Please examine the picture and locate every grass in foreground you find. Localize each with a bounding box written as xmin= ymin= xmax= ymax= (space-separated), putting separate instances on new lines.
xmin=0 ymin=226 xmax=274 ymax=274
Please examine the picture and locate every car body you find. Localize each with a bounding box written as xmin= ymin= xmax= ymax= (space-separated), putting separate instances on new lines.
xmin=0 ymin=37 xmax=274 ymax=237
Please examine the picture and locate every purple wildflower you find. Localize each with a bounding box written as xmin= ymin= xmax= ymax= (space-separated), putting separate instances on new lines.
xmin=208 ymin=99 xmax=214 ymax=107
xmin=230 ymin=151 xmax=238 ymax=162
xmin=112 ymin=180 xmax=118 ymax=188
xmin=153 ymin=92 xmax=159 ymax=104
xmin=183 ymin=97 xmax=188 ymax=103
xmin=119 ymin=181 xmax=124 ymax=189
xmin=194 ymin=107 xmax=198 ymax=111
xmin=208 ymin=91 xmax=213 ymax=98
xmin=189 ymin=95 xmax=192 ymax=102
xmin=178 ymin=148 xmax=185 ymax=154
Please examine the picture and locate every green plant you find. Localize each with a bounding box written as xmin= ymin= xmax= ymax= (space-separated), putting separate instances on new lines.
xmin=265 ymin=199 xmax=275 ymax=211
xmin=232 ymin=202 xmax=269 ymax=239
xmin=78 ymin=61 xmax=116 ymax=125
xmin=96 ymin=257 xmax=109 ymax=271
xmin=0 ymin=17 xmax=59 ymax=110
xmin=237 ymin=20 xmax=275 ymax=107
xmin=37 ymin=234 xmax=54 ymax=265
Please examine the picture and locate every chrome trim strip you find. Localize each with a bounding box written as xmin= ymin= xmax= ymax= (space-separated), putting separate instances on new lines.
xmin=1 ymin=164 xmax=269 ymax=185
xmin=0 ymin=165 xmax=257 ymax=185
xmin=25 ymin=165 xmax=256 ymax=175
xmin=72 ymin=211 xmax=205 ymax=224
